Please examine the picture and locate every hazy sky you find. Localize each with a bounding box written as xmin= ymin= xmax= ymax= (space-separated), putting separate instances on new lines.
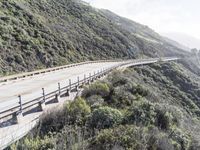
xmin=83 ymin=0 xmax=200 ymax=41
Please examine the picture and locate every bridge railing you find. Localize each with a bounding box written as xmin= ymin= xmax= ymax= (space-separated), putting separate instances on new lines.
xmin=0 ymin=64 xmax=119 ymax=123
xmin=0 ymin=57 xmax=179 ymax=123
xmin=0 ymin=59 xmax=124 ymax=83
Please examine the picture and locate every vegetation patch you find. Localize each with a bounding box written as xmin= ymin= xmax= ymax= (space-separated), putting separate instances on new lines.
xmin=10 ymin=61 xmax=200 ymax=150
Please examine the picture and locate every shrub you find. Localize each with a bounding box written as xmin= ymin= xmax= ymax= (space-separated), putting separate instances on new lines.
xmin=88 ymin=106 xmax=123 ymax=129
xmin=110 ymin=86 xmax=136 ymax=108
xmin=107 ymin=71 xmax=128 ymax=87
xmin=67 ymin=97 xmax=91 ymax=125
xmin=134 ymin=85 xmax=148 ymax=97
xmin=11 ymin=136 xmax=54 ymax=150
xmin=147 ymin=134 xmax=174 ymax=150
xmin=123 ymin=101 xmax=156 ymax=126
xmin=155 ymin=105 xmax=181 ymax=130
xmin=89 ymin=125 xmax=145 ymax=150
xmin=82 ymin=82 xmax=110 ymax=98
xmin=85 ymin=95 xmax=104 ymax=108
xmin=155 ymin=110 xmax=171 ymax=130
xmin=89 ymin=125 xmax=176 ymax=150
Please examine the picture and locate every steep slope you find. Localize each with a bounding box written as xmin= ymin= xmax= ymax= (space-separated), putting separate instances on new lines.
xmin=0 ymin=0 xmax=187 ymax=75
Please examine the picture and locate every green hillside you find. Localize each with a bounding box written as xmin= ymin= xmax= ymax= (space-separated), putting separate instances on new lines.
xmin=0 ymin=0 xmax=187 ymax=75
xmin=10 ymin=59 xmax=200 ymax=150
xmin=2 ymin=0 xmax=200 ymax=149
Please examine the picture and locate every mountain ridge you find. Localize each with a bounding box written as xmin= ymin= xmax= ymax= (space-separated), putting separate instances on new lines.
xmin=0 ymin=0 xmax=188 ymax=76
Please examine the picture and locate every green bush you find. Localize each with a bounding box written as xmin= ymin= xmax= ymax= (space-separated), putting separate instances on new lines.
xmin=89 ymin=125 xmax=176 ymax=150
xmin=124 ymin=100 xmax=180 ymax=130
xmin=123 ymin=101 xmax=156 ymax=126
xmin=107 ymin=71 xmax=128 ymax=87
xmin=82 ymin=82 xmax=110 ymax=98
xmin=67 ymin=97 xmax=91 ymax=125
xmin=85 ymin=95 xmax=104 ymax=108
xmin=89 ymin=125 xmax=144 ymax=150
xmin=155 ymin=110 xmax=172 ymax=130
xmin=88 ymin=106 xmax=123 ymax=129
xmin=110 ymin=86 xmax=136 ymax=108
xmin=134 ymin=85 xmax=149 ymax=97
xmin=11 ymin=136 xmax=54 ymax=150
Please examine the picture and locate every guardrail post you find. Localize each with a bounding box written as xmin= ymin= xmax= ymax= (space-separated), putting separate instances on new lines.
xmin=12 ymin=95 xmax=23 ymax=124
xmin=58 ymin=82 xmax=61 ymax=95
xmin=55 ymin=94 xmax=61 ymax=103
xmin=92 ymin=71 xmax=95 ymax=82
xmin=89 ymin=73 xmax=91 ymax=82
xmin=18 ymin=95 xmax=22 ymax=113
xmin=42 ymin=88 xmax=45 ymax=103
xmin=100 ymin=69 xmax=103 ymax=77
xmin=38 ymin=101 xmax=46 ymax=111
xmin=97 ymin=70 xmax=100 ymax=78
xmin=77 ymin=76 xmax=80 ymax=86
xmin=66 ymin=89 xmax=70 ymax=96
xmin=84 ymin=74 xmax=86 ymax=83
xmin=103 ymin=68 xmax=105 ymax=75
xmin=69 ymin=79 xmax=71 ymax=91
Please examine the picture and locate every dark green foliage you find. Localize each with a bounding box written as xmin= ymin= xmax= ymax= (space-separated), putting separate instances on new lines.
xmin=106 ymin=72 xmax=149 ymax=108
xmin=88 ymin=106 xmax=123 ymax=129
xmin=107 ymin=71 xmax=128 ymax=87
xmin=88 ymin=125 xmax=186 ymax=150
xmin=11 ymin=136 xmax=54 ymax=150
xmin=109 ymin=86 xmax=136 ymax=108
xmin=67 ymin=97 xmax=91 ymax=125
xmin=123 ymin=101 xmax=156 ymax=126
xmin=38 ymin=97 xmax=90 ymax=136
xmin=82 ymin=82 xmax=110 ymax=98
xmin=85 ymin=95 xmax=104 ymax=109
xmin=89 ymin=125 xmax=146 ymax=150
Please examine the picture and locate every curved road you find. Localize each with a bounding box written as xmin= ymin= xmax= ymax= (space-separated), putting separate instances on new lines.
xmin=0 ymin=57 xmax=179 ymax=149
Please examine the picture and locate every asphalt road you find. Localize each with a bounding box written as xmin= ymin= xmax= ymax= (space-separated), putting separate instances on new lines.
xmin=0 ymin=61 xmax=122 ymax=111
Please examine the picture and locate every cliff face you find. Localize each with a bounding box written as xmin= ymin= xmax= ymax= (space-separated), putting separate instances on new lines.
xmin=0 ymin=0 xmax=187 ymax=75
